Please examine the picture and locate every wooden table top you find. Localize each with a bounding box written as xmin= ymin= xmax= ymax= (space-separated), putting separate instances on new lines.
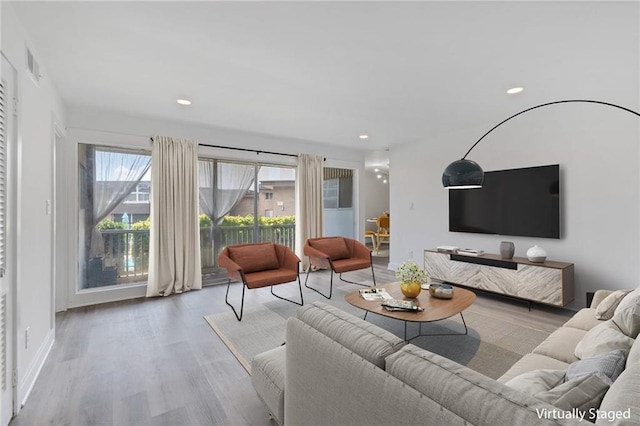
xmin=344 ymin=283 xmax=476 ymax=323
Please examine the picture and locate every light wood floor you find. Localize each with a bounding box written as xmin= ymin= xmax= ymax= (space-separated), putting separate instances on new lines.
xmin=10 ymin=256 xmax=574 ymax=426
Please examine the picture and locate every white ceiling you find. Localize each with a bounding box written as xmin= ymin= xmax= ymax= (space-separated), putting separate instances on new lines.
xmin=9 ymin=1 xmax=639 ymax=171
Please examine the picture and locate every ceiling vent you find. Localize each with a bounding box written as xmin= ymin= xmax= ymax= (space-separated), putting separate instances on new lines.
xmin=26 ymin=47 xmax=41 ymax=85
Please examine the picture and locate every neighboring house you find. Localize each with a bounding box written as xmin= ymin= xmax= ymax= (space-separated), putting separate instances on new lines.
xmin=230 ymin=180 xmax=295 ymax=217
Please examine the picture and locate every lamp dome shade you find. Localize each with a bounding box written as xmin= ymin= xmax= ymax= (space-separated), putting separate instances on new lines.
xmin=442 ymin=159 xmax=484 ymax=189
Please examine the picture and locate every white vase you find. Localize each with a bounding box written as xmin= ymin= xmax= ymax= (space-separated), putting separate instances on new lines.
xmin=526 ymin=245 xmax=547 ymax=263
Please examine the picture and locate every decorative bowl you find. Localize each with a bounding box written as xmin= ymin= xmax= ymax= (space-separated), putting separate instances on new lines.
xmin=429 ymin=283 xmax=454 ymax=299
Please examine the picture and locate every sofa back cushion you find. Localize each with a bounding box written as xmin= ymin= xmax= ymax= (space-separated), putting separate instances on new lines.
xmin=596 ymin=290 xmax=632 ymax=320
xmin=308 ymin=237 xmax=350 ymax=260
xmin=574 ymin=321 xmax=634 ymax=360
xmin=296 ymin=301 xmax=404 ymax=368
xmin=595 ymin=363 xmax=640 ymax=425
xmin=627 ymin=338 xmax=640 ymax=367
xmin=612 ymin=288 xmax=640 ymax=338
xmin=228 ymin=243 xmax=279 ymax=274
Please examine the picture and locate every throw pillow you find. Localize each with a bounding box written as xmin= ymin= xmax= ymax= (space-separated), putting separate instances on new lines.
xmin=612 ymin=288 xmax=640 ymax=338
xmin=567 ymin=349 xmax=627 ymax=385
xmin=596 ymin=289 xmax=632 ymax=320
xmin=574 ymin=320 xmax=634 ymax=359
xmin=504 ymin=369 xmax=566 ymax=395
xmin=534 ymin=374 xmax=609 ymax=418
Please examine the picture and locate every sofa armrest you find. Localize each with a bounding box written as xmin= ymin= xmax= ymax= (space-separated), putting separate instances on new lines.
xmin=303 ymin=242 xmax=332 ymax=269
xmin=590 ymin=289 xmax=615 ymax=309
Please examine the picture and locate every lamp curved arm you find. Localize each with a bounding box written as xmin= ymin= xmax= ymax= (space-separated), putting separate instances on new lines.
xmin=461 ymin=99 xmax=640 ymax=160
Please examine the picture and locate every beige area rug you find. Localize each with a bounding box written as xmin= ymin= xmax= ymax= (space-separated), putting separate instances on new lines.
xmin=205 ymin=294 xmax=551 ymax=379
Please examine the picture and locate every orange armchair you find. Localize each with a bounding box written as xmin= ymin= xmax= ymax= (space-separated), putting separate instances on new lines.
xmin=219 ymin=242 xmax=303 ymax=321
xmin=303 ymin=236 xmax=376 ymax=299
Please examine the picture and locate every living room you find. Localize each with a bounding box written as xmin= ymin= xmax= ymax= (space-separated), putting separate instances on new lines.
xmin=2 ymin=1 xmax=639 ymax=425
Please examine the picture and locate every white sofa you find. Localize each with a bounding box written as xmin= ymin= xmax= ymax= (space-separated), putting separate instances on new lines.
xmin=251 ymin=289 xmax=640 ymax=425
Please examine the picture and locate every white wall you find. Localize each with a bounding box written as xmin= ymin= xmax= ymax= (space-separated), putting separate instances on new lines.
xmin=60 ymin=107 xmax=366 ymax=308
xmin=390 ymin=100 xmax=640 ymax=310
xmin=2 ymin=3 xmax=67 ymax=408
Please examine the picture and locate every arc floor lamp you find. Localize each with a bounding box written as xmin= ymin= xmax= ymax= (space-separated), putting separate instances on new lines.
xmin=442 ymin=100 xmax=640 ymax=189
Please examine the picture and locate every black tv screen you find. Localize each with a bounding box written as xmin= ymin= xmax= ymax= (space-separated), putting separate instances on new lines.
xmin=449 ymin=164 xmax=560 ymax=239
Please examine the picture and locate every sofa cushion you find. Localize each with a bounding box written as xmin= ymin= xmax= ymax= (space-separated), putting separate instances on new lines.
xmin=386 ymin=345 xmax=581 ymax=426
xmin=296 ymin=302 xmax=404 ymax=368
xmin=533 ymin=327 xmax=586 ymax=364
xmin=504 ymin=369 xmax=566 ymax=395
xmin=498 ymin=353 xmax=570 ymax=383
xmin=535 ymin=374 xmax=609 ymax=417
xmin=596 ymin=290 xmax=632 ymax=320
xmin=626 ymin=337 xmax=640 ymax=367
xmin=595 ymin=363 xmax=640 ymax=425
xmin=251 ymin=345 xmax=286 ymax=425
xmin=612 ymin=289 xmax=640 ymax=338
xmin=567 ymin=349 xmax=627 ymax=386
xmin=574 ymin=321 xmax=634 ymax=360
xmin=228 ymin=243 xmax=279 ymax=274
xmin=308 ymin=237 xmax=350 ymax=260
xmin=564 ymin=308 xmax=605 ymax=331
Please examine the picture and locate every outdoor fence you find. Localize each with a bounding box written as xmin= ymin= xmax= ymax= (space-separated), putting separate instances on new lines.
xmin=99 ymin=224 xmax=296 ymax=284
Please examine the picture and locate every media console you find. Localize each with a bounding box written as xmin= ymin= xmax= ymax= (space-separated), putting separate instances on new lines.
xmin=423 ymin=249 xmax=574 ymax=307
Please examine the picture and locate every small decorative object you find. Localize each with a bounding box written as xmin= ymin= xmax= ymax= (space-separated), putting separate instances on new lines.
xmin=500 ymin=241 xmax=515 ymax=259
xmin=526 ymin=245 xmax=547 ymax=263
xmin=429 ymin=283 xmax=454 ymax=299
xmin=396 ymin=260 xmax=427 ymax=298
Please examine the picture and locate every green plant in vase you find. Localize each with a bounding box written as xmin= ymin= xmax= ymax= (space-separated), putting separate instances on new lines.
xmin=396 ymin=260 xmax=427 ymax=298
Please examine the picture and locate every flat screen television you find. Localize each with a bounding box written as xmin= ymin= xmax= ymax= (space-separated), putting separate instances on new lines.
xmin=448 ymin=164 xmax=560 ymax=239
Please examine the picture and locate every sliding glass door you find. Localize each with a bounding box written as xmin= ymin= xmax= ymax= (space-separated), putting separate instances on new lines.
xmin=198 ymin=160 xmax=296 ymax=284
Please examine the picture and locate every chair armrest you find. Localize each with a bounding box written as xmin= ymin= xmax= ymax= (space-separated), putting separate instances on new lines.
xmin=350 ymin=240 xmax=372 ymax=259
xmin=590 ymin=289 xmax=615 ymax=308
xmin=218 ymin=251 xmax=244 ymax=282
xmin=280 ymin=247 xmax=301 ymax=272
xmin=303 ymin=244 xmax=330 ymax=260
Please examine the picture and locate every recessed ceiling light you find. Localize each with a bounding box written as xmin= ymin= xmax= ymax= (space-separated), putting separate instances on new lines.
xmin=377 ymin=174 xmax=382 ymax=179
xmin=383 ymin=179 xmax=388 ymax=184
xmin=374 ymin=168 xmax=379 ymax=172
xmin=359 ymin=134 xmax=369 ymax=139
xmin=177 ymin=99 xmax=192 ymax=105
xmin=506 ymin=87 xmax=524 ymax=94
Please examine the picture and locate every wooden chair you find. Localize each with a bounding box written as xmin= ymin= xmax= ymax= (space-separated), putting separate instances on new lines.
xmin=364 ymin=230 xmax=377 ymax=250
xmin=218 ymin=242 xmax=303 ymax=321
xmin=303 ymin=237 xmax=376 ymax=299
xmin=375 ymin=215 xmax=390 ymax=254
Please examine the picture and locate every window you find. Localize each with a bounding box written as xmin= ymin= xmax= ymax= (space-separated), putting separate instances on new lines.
xmin=265 ymin=192 xmax=273 ymax=200
xmin=323 ymin=176 xmax=352 ymax=209
xmin=124 ymin=182 xmax=150 ymax=203
xmin=264 ymin=209 xmax=274 ymax=217
xmin=77 ymin=144 xmax=151 ymax=290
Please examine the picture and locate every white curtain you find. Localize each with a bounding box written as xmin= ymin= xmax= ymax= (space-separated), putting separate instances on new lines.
xmin=199 ymin=160 xmax=257 ymax=259
xmin=89 ymin=147 xmax=151 ymax=258
xmin=296 ymin=153 xmax=324 ymax=270
xmin=147 ymin=136 xmax=202 ymax=297
xmin=199 ymin=160 xmax=257 ymax=228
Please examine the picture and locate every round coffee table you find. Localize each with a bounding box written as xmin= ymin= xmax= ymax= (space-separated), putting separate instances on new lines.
xmin=344 ymin=283 xmax=476 ymax=342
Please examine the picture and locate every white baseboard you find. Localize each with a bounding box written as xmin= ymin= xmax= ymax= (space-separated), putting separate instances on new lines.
xmin=17 ymin=328 xmax=54 ymax=410
xmin=387 ymin=261 xmax=399 ymax=270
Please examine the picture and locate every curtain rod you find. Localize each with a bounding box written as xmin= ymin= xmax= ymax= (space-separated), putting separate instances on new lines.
xmin=150 ymin=138 xmax=325 ymax=160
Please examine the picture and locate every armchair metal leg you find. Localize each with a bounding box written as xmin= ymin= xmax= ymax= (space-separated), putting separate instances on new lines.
xmin=270 ymin=275 xmax=304 ymax=306
xmin=225 ymin=279 xmax=246 ymax=321
xmin=304 ymin=263 xmax=333 ymax=299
